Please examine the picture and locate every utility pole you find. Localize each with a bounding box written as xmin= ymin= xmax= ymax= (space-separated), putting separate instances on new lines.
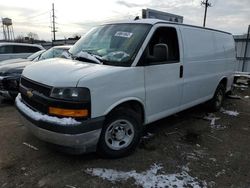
xmin=201 ymin=0 xmax=211 ymax=27
xmin=52 ymin=3 xmax=57 ymax=41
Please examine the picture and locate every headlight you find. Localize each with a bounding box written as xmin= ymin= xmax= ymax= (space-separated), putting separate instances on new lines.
xmin=50 ymin=87 xmax=90 ymax=101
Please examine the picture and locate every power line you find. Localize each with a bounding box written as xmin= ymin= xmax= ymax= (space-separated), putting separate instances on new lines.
xmin=15 ymin=11 xmax=50 ymax=22
xmin=201 ymin=0 xmax=212 ymax=27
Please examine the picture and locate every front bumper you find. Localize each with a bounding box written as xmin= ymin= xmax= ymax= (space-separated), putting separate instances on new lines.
xmin=0 ymin=76 xmax=19 ymax=99
xmin=0 ymin=90 xmax=12 ymax=98
xmin=16 ymin=95 xmax=104 ymax=152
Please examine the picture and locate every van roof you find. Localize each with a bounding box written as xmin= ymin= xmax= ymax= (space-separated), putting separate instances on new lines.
xmin=107 ymin=18 xmax=231 ymax=35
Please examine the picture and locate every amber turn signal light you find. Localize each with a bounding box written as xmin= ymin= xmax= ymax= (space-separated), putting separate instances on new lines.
xmin=48 ymin=107 xmax=88 ymax=118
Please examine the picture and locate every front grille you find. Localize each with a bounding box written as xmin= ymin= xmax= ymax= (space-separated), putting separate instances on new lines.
xmin=20 ymin=77 xmax=51 ymax=96
xmin=21 ymin=94 xmax=47 ymax=114
xmin=20 ymin=77 xmax=52 ymax=113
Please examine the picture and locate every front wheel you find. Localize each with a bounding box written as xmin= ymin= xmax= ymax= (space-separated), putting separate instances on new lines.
xmin=97 ymin=108 xmax=142 ymax=158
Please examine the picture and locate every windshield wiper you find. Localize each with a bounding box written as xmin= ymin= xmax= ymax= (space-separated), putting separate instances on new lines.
xmin=73 ymin=51 xmax=102 ymax=64
xmin=61 ymin=50 xmax=73 ymax=59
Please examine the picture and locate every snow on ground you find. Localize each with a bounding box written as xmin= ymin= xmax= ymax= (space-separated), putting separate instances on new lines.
xmin=203 ymin=113 xmax=226 ymax=130
xmin=23 ymin=142 xmax=39 ymax=151
xmin=244 ymin=96 xmax=250 ymax=99
xmin=15 ymin=94 xmax=81 ymax=126
xmin=142 ymin=132 xmax=154 ymax=140
xmin=85 ymin=163 xmax=207 ymax=188
xmin=220 ymin=108 xmax=239 ymax=117
xmin=233 ymin=84 xmax=248 ymax=89
xmin=227 ymin=95 xmax=242 ymax=99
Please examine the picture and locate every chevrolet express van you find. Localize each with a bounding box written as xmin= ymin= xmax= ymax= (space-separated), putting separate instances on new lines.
xmin=16 ymin=19 xmax=236 ymax=158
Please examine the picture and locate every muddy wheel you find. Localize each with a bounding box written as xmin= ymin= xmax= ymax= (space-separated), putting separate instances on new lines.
xmin=97 ymin=108 xmax=142 ymax=158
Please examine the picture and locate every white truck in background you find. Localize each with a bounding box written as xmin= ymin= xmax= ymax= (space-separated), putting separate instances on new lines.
xmin=16 ymin=18 xmax=236 ymax=158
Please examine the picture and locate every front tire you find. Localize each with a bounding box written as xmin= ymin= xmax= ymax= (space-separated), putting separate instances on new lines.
xmin=97 ymin=108 xmax=142 ymax=158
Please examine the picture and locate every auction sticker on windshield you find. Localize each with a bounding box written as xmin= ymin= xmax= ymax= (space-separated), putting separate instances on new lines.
xmin=115 ymin=31 xmax=133 ymax=38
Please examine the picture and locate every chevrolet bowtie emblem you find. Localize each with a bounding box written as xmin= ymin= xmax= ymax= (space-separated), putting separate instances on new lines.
xmin=26 ymin=90 xmax=33 ymax=98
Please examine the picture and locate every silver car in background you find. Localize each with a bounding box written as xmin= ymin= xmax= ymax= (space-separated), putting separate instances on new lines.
xmin=0 ymin=42 xmax=45 ymax=62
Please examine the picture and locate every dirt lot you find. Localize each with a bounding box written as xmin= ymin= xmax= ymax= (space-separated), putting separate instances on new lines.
xmin=0 ymin=87 xmax=250 ymax=188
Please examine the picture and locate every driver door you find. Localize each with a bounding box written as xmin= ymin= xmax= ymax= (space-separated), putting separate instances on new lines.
xmin=142 ymin=26 xmax=183 ymax=123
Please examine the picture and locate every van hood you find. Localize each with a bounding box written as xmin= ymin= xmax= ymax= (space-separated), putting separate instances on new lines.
xmin=22 ymin=58 xmax=121 ymax=87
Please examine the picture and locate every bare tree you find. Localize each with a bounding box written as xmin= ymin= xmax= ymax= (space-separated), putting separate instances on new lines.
xmin=27 ymin=32 xmax=39 ymax=40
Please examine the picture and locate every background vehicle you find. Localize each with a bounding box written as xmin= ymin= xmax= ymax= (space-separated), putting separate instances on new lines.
xmin=16 ymin=19 xmax=236 ymax=158
xmin=0 ymin=45 xmax=72 ymax=99
xmin=0 ymin=49 xmax=46 ymax=66
xmin=0 ymin=42 xmax=44 ymax=62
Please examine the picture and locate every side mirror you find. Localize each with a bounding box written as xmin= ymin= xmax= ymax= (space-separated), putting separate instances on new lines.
xmin=153 ymin=43 xmax=168 ymax=62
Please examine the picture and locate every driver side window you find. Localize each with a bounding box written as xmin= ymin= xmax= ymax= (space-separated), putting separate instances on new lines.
xmin=139 ymin=27 xmax=180 ymax=66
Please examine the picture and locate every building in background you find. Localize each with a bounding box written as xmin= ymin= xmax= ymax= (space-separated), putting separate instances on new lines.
xmin=234 ymin=32 xmax=250 ymax=72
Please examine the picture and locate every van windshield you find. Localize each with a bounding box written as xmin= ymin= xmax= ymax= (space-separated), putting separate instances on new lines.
xmin=69 ymin=23 xmax=151 ymax=66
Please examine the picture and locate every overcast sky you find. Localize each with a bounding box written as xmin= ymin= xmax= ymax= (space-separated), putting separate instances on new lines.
xmin=0 ymin=0 xmax=249 ymax=41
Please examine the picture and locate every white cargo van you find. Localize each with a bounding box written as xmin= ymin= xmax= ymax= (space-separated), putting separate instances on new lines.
xmin=16 ymin=19 xmax=236 ymax=157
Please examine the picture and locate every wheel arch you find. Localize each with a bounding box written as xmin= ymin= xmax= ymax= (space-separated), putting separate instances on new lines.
xmin=213 ymin=77 xmax=227 ymax=95
xmin=104 ymin=98 xmax=146 ymax=124
xmin=219 ymin=77 xmax=228 ymax=88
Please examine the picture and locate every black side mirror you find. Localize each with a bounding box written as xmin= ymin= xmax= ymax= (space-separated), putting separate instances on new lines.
xmin=153 ymin=43 xmax=168 ymax=62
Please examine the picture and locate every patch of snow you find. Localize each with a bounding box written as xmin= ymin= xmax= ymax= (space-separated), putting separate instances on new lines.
xmin=220 ymin=108 xmax=239 ymax=117
xmin=85 ymin=164 xmax=207 ymax=188
xmin=181 ymin=165 xmax=191 ymax=172
xmin=210 ymin=124 xmax=227 ymax=130
xmin=209 ymin=158 xmax=217 ymax=162
xmin=65 ymin=185 xmax=76 ymax=188
xmin=208 ymin=181 xmax=216 ymax=187
xmin=244 ymin=96 xmax=249 ymax=99
xmin=23 ymin=142 xmax=39 ymax=151
xmin=21 ymin=167 xmax=26 ymax=171
xmin=142 ymin=132 xmax=154 ymax=140
xmin=242 ymin=127 xmax=249 ymax=131
xmin=215 ymin=169 xmax=225 ymax=177
xmin=186 ymin=153 xmax=199 ymax=161
xmin=232 ymin=84 xmax=248 ymax=88
xmin=203 ymin=113 xmax=226 ymax=130
xmin=227 ymin=95 xmax=241 ymax=99
xmin=193 ymin=149 xmax=208 ymax=158
xmin=16 ymin=94 xmax=81 ymax=126
xmin=1 ymin=183 xmax=8 ymax=187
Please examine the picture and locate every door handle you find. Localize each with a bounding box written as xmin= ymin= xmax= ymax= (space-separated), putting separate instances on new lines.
xmin=180 ymin=65 xmax=183 ymax=78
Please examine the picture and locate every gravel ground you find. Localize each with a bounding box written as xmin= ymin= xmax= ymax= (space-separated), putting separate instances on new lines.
xmin=0 ymin=86 xmax=250 ymax=188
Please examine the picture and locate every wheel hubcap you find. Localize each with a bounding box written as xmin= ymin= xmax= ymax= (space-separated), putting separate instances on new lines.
xmin=105 ymin=119 xmax=135 ymax=150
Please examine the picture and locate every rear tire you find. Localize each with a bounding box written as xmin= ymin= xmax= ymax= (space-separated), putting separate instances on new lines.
xmin=97 ymin=108 xmax=142 ymax=158
xmin=208 ymin=83 xmax=226 ymax=111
